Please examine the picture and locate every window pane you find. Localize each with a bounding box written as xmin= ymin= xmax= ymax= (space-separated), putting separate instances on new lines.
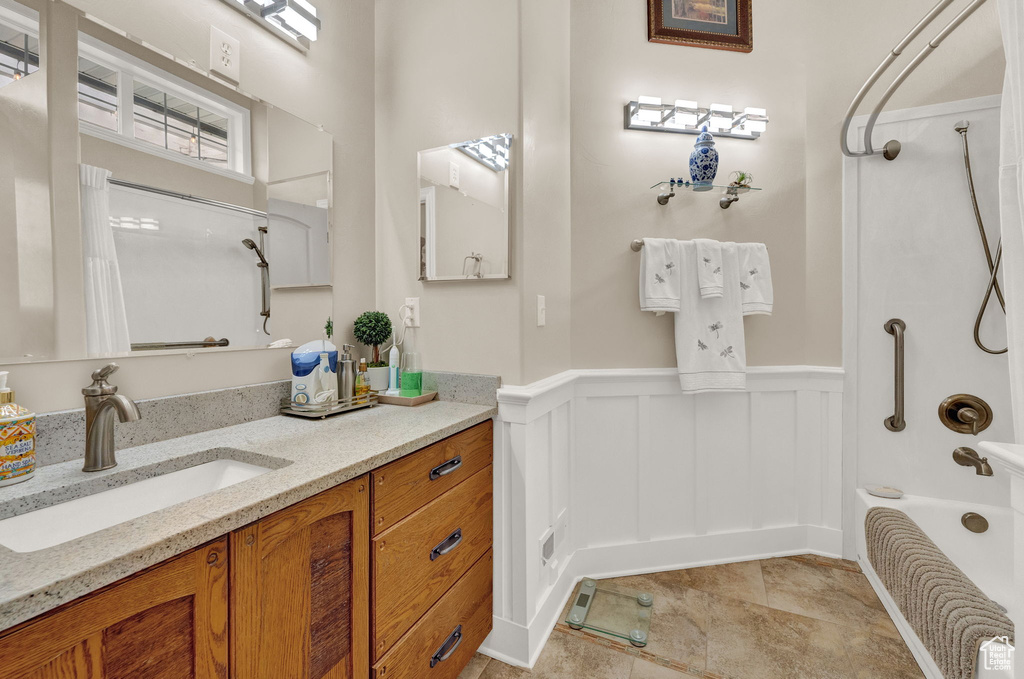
xmin=133 ymin=80 xmax=168 ymax=149
xmin=132 ymin=81 xmax=230 ymax=168
xmin=77 ymin=55 xmax=118 ymax=130
xmin=198 ymin=107 xmax=229 ymax=167
xmin=0 ymin=22 xmax=39 ymax=89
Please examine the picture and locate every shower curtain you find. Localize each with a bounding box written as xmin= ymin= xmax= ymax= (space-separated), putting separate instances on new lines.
xmin=999 ymin=0 xmax=1024 ymax=442
xmin=79 ymin=164 xmax=130 ymax=355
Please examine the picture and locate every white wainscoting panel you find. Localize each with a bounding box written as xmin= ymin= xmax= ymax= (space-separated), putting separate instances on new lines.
xmin=482 ymin=367 xmax=844 ymax=667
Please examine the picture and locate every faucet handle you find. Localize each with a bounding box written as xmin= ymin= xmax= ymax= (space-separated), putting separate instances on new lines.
xmin=83 ymin=363 xmax=120 ymax=396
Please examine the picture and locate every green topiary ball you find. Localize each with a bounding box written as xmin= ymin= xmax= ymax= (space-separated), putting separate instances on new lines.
xmin=353 ymin=311 xmax=393 ymax=363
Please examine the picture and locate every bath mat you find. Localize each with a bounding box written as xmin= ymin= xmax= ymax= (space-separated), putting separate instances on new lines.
xmin=865 ymin=507 xmax=1014 ymax=679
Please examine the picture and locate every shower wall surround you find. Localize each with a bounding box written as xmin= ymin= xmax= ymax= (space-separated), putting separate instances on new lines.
xmin=843 ymin=96 xmax=1013 ymax=557
xmin=486 ymin=366 xmax=843 ymax=667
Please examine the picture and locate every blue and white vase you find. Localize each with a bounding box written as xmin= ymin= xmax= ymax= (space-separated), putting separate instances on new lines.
xmin=688 ymin=126 xmax=719 ymax=191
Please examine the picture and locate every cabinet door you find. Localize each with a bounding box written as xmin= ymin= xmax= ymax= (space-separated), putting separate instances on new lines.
xmin=0 ymin=538 xmax=229 ymax=679
xmin=231 ymin=475 xmax=369 ymax=679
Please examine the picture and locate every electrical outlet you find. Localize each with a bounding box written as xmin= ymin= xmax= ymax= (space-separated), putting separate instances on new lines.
xmin=448 ymin=161 xmax=460 ymax=189
xmin=210 ymin=27 xmax=240 ymax=83
xmin=537 ymin=295 xmax=546 ymax=327
xmin=405 ymin=297 xmax=421 ymax=328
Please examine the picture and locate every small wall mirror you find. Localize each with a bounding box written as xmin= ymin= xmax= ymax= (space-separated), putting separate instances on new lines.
xmin=418 ymin=133 xmax=512 ymax=281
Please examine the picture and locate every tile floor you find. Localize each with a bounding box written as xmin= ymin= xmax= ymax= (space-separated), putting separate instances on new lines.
xmin=459 ymin=555 xmax=924 ymax=679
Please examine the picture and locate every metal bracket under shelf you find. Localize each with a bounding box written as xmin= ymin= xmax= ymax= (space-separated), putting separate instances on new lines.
xmin=654 ymin=180 xmax=760 ymax=209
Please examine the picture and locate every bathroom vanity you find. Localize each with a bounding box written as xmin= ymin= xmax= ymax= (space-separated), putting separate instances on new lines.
xmin=0 ymin=407 xmax=494 ymax=679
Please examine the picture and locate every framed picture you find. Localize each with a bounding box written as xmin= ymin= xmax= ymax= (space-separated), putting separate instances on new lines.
xmin=648 ymin=0 xmax=752 ymax=53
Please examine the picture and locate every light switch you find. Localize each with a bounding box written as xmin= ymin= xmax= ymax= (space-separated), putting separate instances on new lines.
xmin=448 ymin=161 xmax=460 ymax=189
xmin=210 ymin=27 xmax=240 ymax=83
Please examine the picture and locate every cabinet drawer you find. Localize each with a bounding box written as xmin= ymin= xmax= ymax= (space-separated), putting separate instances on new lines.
xmin=372 ymin=420 xmax=493 ymax=535
xmin=373 ymin=465 xmax=492 ymax=659
xmin=372 ymin=550 xmax=493 ymax=679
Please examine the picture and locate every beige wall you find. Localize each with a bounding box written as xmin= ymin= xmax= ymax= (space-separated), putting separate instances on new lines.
xmin=568 ymin=0 xmax=1004 ymax=370
xmin=375 ymin=0 xmax=523 ymax=382
xmin=375 ymin=0 xmax=572 ymax=385
xmin=3 ymin=0 xmax=374 ymax=413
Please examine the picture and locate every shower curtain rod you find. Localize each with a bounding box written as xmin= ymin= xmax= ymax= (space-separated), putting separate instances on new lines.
xmin=107 ymin=177 xmax=269 ymax=219
xmin=840 ymin=0 xmax=989 ymax=161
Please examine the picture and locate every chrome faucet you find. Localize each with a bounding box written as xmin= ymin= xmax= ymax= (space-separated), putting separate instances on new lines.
xmin=952 ymin=447 xmax=993 ymax=477
xmin=82 ymin=364 xmax=141 ymax=472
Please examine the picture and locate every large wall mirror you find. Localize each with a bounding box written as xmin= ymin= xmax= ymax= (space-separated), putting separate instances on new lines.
xmin=0 ymin=0 xmax=333 ymax=363
xmin=418 ymin=134 xmax=512 ymax=281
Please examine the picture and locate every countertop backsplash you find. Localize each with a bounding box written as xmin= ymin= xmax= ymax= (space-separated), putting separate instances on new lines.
xmin=32 ymin=371 xmax=500 ymax=468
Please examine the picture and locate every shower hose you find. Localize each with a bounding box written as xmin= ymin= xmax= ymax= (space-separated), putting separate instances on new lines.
xmin=956 ymin=121 xmax=1006 ymax=355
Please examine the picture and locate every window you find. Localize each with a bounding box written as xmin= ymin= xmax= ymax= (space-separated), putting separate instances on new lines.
xmin=0 ymin=9 xmax=39 ymax=89
xmin=77 ymin=35 xmax=251 ymax=180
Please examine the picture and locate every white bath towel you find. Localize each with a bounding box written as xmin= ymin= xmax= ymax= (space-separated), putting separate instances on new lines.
xmin=674 ymin=241 xmax=747 ymax=392
xmin=739 ymin=243 xmax=773 ymax=315
xmin=639 ymin=238 xmax=682 ymax=314
xmin=694 ymin=239 xmax=724 ymax=298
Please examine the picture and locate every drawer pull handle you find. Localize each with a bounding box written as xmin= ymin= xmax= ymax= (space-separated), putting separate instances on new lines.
xmin=429 ymin=456 xmax=463 ymax=481
xmin=430 ymin=528 xmax=462 ymax=561
xmin=430 ymin=624 xmax=463 ymax=668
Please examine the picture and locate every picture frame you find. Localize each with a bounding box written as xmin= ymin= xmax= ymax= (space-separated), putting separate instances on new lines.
xmin=647 ymin=0 xmax=753 ymax=53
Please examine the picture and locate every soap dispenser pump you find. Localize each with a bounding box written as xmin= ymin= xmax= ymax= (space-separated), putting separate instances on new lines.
xmin=338 ymin=344 xmax=356 ymax=400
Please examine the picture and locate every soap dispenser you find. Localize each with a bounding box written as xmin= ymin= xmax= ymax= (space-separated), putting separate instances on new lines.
xmin=0 ymin=371 xmax=35 ymax=487
xmin=338 ymin=344 xmax=356 ymax=401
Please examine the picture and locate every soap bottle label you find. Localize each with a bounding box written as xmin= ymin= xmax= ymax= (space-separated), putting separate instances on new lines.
xmin=0 ymin=410 xmax=35 ymax=486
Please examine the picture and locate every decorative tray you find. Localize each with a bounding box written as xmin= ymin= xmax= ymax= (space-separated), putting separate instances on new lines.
xmin=280 ymin=393 xmax=377 ymax=419
xmin=376 ymin=391 xmax=438 ymax=407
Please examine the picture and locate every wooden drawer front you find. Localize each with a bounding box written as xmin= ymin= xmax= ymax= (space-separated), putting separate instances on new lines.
xmin=373 ymin=465 xmax=492 ymax=659
xmin=373 ymin=420 xmax=493 ymax=535
xmin=373 ymin=550 xmax=493 ymax=679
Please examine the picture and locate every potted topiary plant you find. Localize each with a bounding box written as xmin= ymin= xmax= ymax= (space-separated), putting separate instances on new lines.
xmin=353 ymin=311 xmax=393 ymax=391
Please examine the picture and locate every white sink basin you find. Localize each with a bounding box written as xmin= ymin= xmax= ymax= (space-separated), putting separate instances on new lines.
xmin=0 ymin=459 xmax=272 ymax=553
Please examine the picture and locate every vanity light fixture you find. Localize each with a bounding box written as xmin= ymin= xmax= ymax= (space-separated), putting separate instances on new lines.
xmin=452 ymin=134 xmax=512 ymax=172
xmin=219 ymin=0 xmax=320 ymax=48
xmin=625 ymin=98 xmax=769 ymax=140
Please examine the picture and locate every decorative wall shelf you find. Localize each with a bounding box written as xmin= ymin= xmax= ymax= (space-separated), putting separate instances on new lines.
xmin=651 ymin=179 xmax=762 ymax=209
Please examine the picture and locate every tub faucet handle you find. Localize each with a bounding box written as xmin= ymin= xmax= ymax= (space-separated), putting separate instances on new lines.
xmin=957 ymin=407 xmax=980 ymax=435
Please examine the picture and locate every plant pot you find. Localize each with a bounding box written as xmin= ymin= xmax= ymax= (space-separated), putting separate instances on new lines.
xmin=367 ymin=366 xmax=390 ymax=392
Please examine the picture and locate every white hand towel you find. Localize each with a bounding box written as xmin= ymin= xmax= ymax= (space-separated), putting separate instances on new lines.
xmin=694 ymin=238 xmax=724 ymax=298
xmin=739 ymin=243 xmax=773 ymax=315
xmin=639 ymin=238 xmax=682 ymax=314
xmin=674 ymin=241 xmax=747 ymax=392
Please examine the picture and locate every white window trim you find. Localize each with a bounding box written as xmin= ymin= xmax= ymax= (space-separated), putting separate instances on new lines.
xmin=78 ymin=32 xmax=253 ymax=182
xmin=0 ymin=0 xmax=38 ymax=37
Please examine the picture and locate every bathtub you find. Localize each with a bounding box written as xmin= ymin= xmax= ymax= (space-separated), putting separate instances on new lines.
xmin=855 ymin=489 xmax=1014 ymax=679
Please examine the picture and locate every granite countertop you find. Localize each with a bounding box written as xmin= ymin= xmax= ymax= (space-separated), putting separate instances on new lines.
xmin=0 ymin=401 xmax=496 ymax=630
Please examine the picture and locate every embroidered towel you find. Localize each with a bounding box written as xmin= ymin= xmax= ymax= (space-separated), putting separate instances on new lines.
xmin=639 ymin=238 xmax=681 ymax=314
xmin=739 ymin=243 xmax=773 ymax=315
xmin=694 ymin=239 xmax=724 ymax=298
xmin=674 ymin=241 xmax=746 ymax=392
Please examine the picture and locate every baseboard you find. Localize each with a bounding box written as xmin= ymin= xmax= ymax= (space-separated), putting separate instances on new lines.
xmin=483 ymin=525 xmax=845 ymax=668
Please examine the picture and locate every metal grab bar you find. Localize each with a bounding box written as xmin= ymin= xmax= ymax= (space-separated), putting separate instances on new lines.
xmin=131 ymin=338 xmax=230 ymax=351
xmin=884 ymin=319 xmax=907 ymax=432
xmin=840 ymin=0 xmax=988 ymax=161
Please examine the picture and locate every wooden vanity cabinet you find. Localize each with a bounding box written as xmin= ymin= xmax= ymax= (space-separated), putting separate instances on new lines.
xmin=0 ymin=420 xmax=492 ymax=679
xmin=0 ymin=538 xmax=229 ymax=679
xmin=230 ymin=475 xmax=370 ymax=679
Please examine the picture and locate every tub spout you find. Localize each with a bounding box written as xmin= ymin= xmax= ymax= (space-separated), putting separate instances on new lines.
xmin=952 ymin=447 xmax=993 ymax=477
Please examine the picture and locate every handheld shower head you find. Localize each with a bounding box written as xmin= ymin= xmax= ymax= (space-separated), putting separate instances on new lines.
xmin=242 ymin=238 xmax=269 ymax=267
